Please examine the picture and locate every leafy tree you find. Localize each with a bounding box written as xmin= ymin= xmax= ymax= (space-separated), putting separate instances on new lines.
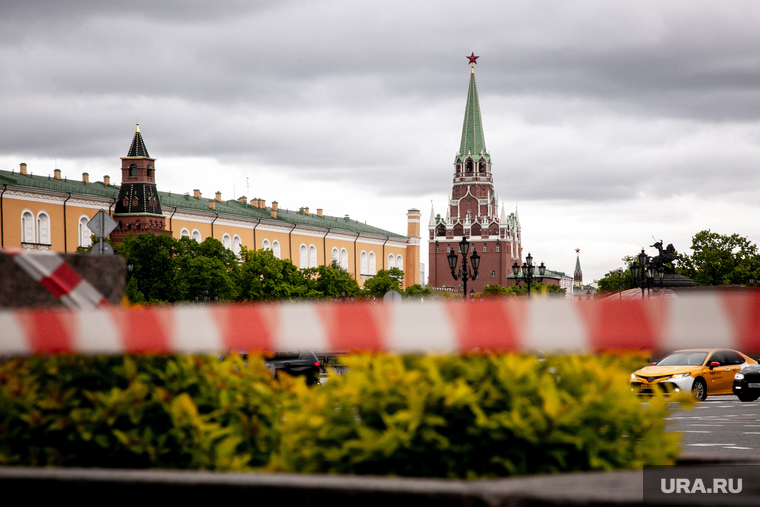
xmin=310 ymin=261 xmax=360 ymax=298
xmin=362 ymin=268 xmax=404 ymax=297
xmin=481 ymin=284 xmax=515 ymax=298
xmin=677 ymin=230 xmax=760 ymax=285
xmin=115 ymin=233 xmax=181 ymax=302
xmin=596 ymin=255 xmax=636 ymax=294
xmin=403 ymin=284 xmax=431 ymax=298
xmin=238 ymin=247 xmax=311 ymax=300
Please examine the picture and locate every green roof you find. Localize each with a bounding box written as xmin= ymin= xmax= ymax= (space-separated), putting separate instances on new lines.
xmin=0 ymin=169 xmax=406 ymax=239
xmin=456 ymin=69 xmax=490 ymax=164
xmin=0 ymin=170 xmax=119 ymax=199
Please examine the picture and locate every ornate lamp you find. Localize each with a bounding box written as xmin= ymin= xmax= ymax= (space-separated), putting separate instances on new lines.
xmin=638 ymin=249 xmax=648 ymax=272
xmin=470 ymin=248 xmax=481 ymax=272
xmin=512 ymin=261 xmax=520 ymax=277
xmin=458 ymin=237 xmax=470 ymax=256
xmin=539 ymin=261 xmax=546 ymax=277
xmin=630 ymin=260 xmax=640 ymax=281
xmin=447 ymin=249 xmax=458 ymax=272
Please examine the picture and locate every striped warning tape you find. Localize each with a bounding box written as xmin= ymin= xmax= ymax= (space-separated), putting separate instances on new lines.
xmin=0 ymin=293 xmax=758 ymax=355
xmin=6 ymin=249 xmax=108 ymax=311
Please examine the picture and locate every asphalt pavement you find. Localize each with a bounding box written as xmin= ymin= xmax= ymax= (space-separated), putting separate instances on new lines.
xmin=667 ymin=395 xmax=760 ymax=455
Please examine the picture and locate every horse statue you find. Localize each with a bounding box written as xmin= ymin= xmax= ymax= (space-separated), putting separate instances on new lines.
xmin=650 ymin=240 xmax=677 ymax=273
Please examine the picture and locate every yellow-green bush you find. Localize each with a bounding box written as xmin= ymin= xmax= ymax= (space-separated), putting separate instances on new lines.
xmin=0 ymin=354 xmax=278 ymax=469
xmin=0 ymin=353 xmax=689 ymax=477
xmin=269 ymin=355 xmax=690 ymax=478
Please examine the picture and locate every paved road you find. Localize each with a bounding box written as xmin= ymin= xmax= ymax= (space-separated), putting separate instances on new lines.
xmin=666 ymin=395 xmax=760 ymax=454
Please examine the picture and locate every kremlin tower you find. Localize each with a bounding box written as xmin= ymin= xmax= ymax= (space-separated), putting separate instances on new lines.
xmin=428 ymin=55 xmax=522 ymax=293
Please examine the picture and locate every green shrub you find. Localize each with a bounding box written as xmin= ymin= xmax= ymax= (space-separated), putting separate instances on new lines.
xmin=269 ymin=354 xmax=690 ymax=478
xmin=0 ymin=354 xmax=279 ymax=470
xmin=0 ymin=353 xmax=690 ymax=477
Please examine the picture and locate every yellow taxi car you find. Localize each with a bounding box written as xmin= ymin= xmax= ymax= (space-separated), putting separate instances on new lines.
xmin=630 ymin=348 xmax=757 ymax=401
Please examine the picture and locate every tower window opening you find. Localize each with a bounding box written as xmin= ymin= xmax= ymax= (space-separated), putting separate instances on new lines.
xmin=129 ymin=164 xmax=137 ymax=177
xmin=496 ymin=243 xmax=500 ymax=252
xmin=479 ymin=160 xmax=485 ymax=173
xmin=466 ymin=159 xmax=473 ymax=173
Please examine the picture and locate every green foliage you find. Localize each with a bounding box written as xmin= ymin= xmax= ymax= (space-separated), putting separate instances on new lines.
xmin=481 ymin=283 xmax=565 ymax=298
xmin=270 ymin=354 xmax=688 ymax=478
xmin=116 ymin=233 xmax=181 ymax=302
xmin=403 ymin=284 xmax=432 ymax=298
xmin=677 ymin=230 xmax=760 ymax=285
xmin=362 ymin=268 xmax=405 ymax=297
xmin=309 ymin=261 xmax=361 ymax=298
xmin=596 ymin=256 xmax=637 ymax=293
xmin=0 ymin=355 xmax=279 ymax=470
xmin=0 ymin=354 xmax=689 ymax=477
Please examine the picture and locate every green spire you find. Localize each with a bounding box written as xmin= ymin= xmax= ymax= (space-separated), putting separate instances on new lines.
xmin=457 ymin=68 xmax=489 ymax=163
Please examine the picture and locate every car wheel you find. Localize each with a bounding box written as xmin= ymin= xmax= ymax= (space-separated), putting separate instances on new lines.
xmin=692 ymin=378 xmax=707 ymax=401
xmin=737 ymin=393 xmax=758 ymax=402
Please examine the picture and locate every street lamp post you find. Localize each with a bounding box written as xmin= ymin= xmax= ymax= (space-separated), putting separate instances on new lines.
xmin=511 ymin=252 xmax=545 ymax=296
xmin=447 ymin=237 xmax=481 ymax=300
xmin=630 ymin=248 xmax=658 ymax=298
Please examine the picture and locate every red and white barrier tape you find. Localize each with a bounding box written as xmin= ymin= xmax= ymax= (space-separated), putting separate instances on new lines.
xmin=7 ymin=249 xmax=108 ymax=310
xmin=0 ymin=294 xmax=759 ymax=355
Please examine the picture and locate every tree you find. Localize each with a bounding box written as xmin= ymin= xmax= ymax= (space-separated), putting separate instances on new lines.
xmin=362 ymin=268 xmax=404 ymax=297
xmin=115 ymin=233 xmax=181 ymax=302
xmin=310 ymin=261 xmax=360 ymax=298
xmin=677 ymin=230 xmax=760 ymax=286
xmin=238 ymin=247 xmax=312 ymax=301
xmin=596 ymin=256 xmax=636 ymax=294
xmin=404 ymin=284 xmax=432 ymax=298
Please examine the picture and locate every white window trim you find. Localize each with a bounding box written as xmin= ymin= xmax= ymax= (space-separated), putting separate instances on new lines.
xmin=360 ymin=250 xmax=368 ymax=275
xmin=387 ymin=254 xmax=395 ymax=269
xmin=340 ymin=248 xmax=348 ymax=270
xmin=396 ymin=254 xmax=403 ymax=271
xmin=299 ymin=243 xmax=308 ymax=269
xmin=21 ymin=209 xmax=35 ymax=244
xmin=180 ymin=227 xmax=190 ymax=238
xmin=232 ymin=234 xmax=242 ymax=255
xmin=262 ymin=238 xmax=271 ymax=250
xmin=308 ymin=244 xmax=317 ymax=268
xmin=272 ymin=240 xmax=281 ymax=259
xmin=78 ymin=215 xmax=91 ymax=247
xmin=191 ymin=229 xmax=202 ymax=242
xmin=222 ymin=233 xmax=232 ymax=249
xmin=36 ymin=211 xmax=51 ymax=245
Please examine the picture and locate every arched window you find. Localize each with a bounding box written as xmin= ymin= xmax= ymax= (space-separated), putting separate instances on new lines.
xmin=360 ymin=251 xmax=368 ymax=275
xmin=436 ymin=224 xmax=446 ymax=237
xmin=37 ymin=212 xmax=50 ymax=245
xmin=180 ymin=228 xmax=190 ymax=238
xmin=479 ymin=159 xmax=485 ymax=173
xmin=21 ymin=210 xmax=34 ymax=243
xmin=396 ymin=255 xmax=403 ymax=271
xmin=331 ymin=247 xmax=339 ymax=264
xmin=129 ymin=164 xmax=137 ymax=177
xmin=471 ymin=223 xmax=482 ymax=237
xmin=222 ymin=234 xmax=231 ymax=250
xmin=147 ymin=165 xmax=154 ymax=178
xmin=466 ymin=159 xmax=473 ymax=173
xmin=78 ymin=216 xmax=91 ymax=247
xmin=388 ymin=254 xmax=395 ymax=269
xmin=453 ymin=224 xmax=464 ymax=236
xmin=232 ymin=235 xmax=241 ymax=255
xmin=369 ymin=252 xmax=376 ymax=275
xmin=262 ymin=239 xmax=271 ymax=250
xmin=272 ymin=240 xmax=281 ymax=259
xmin=456 ymin=164 xmax=461 ymax=175
xmin=309 ymin=244 xmax=317 ymax=268
xmin=192 ymin=229 xmax=201 ymax=242
xmin=299 ymin=244 xmax=308 ymax=269
xmin=340 ymin=248 xmax=348 ymax=270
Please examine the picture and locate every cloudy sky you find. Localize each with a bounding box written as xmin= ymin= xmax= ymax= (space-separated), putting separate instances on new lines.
xmin=2 ymin=0 xmax=760 ymax=283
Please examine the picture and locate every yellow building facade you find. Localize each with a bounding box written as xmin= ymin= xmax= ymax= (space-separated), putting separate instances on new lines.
xmin=0 ymin=131 xmax=420 ymax=288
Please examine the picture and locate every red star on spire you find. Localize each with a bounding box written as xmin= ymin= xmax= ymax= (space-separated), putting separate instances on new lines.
xmin=467 ymin=52 xmax=479 ymax=65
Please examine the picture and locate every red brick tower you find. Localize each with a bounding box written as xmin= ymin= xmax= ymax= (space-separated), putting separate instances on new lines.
xmin=428 ymin=57 xmax=522 ymax=293
xmin=111 ymin=123 xmax=170 ymax=244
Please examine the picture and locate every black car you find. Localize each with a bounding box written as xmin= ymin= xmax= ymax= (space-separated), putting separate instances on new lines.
xmin=733 ymin=364 xmax=760 ymax=402
xmin=265 ymin=350 xmax=321 ymax=385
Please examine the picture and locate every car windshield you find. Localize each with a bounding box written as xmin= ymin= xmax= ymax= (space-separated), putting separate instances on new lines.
xmin=656 ymin=351 xmax=708 ymax=366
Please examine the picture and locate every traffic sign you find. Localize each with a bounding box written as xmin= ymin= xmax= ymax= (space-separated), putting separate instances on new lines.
xmin=91 ymin=240 xmax=114 ymax=256
xmin=87 ymin=209 xmax=118 ymax=239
